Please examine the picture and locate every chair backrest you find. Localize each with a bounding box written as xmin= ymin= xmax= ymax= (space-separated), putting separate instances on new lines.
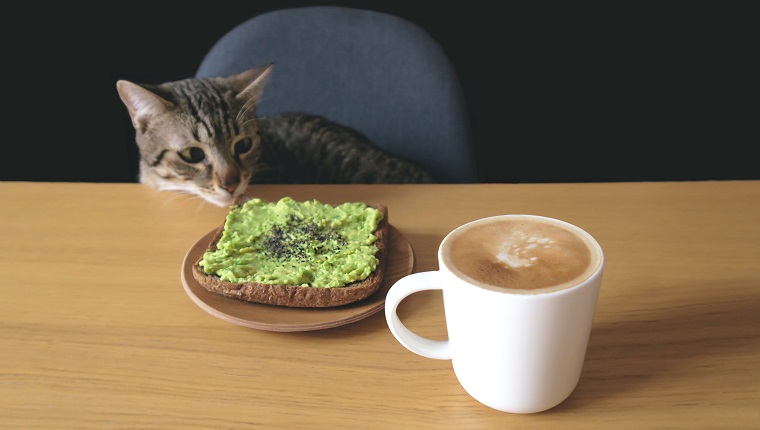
xmin=195 ymin=6 xmax=478 ymax=183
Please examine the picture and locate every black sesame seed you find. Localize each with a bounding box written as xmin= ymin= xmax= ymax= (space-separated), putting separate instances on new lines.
xmin=259 ymin=220 xmax=346 ymax=261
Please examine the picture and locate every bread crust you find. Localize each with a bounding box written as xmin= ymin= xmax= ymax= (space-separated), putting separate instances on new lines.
xmin=192 ymin=201 xmax=388 ymax=308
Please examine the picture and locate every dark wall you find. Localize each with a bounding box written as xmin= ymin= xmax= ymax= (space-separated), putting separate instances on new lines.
xmin=6 ymin=2 xmax=755 ymax=183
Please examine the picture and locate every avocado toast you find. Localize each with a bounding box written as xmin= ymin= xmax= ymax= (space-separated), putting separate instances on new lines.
xmin=192 ymin=197 xmax=388 ymax=307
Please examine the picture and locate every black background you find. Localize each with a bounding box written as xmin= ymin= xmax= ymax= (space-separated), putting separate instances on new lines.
xmin=6 ymin=2 xmax=756 ymax=183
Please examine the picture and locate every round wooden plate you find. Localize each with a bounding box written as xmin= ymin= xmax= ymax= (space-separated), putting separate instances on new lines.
xmin=181 ymin=225 xmax=415 ymax=332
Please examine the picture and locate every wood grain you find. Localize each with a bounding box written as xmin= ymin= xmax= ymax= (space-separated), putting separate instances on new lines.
xmin=1 ymin=181 xmax=758 ymax=429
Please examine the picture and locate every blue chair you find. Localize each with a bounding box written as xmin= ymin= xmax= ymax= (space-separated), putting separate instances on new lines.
xmin=195 ymin=6 xmax=478 ymax=183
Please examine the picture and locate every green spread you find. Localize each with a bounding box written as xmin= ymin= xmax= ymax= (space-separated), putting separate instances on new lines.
xmin=198 ymin=197 xmax=383 ymax=288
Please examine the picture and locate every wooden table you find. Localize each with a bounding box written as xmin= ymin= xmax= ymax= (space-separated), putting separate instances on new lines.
xmin=1 ymin=181 xmax=758 ymax=429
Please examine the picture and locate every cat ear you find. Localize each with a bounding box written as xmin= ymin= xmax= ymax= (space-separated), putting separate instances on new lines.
xmin=226 ymin=63 xmax=274 ymax=103
xmin=116 ymin=80 xmax=173 ymax=133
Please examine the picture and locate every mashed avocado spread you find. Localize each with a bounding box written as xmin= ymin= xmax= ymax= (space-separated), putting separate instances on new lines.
xmin=198 ymin=197 xmax=383 ymax=288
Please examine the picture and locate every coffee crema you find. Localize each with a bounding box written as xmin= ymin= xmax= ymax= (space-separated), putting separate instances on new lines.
xmin=441 ymin=215 xmax=602 ymax=293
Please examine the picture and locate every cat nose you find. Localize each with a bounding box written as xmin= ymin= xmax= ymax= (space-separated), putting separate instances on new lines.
xmin=215 ymin=173 xmax=240 ymax=194
xmin=221 ymin=181 xmax=239 ymax=194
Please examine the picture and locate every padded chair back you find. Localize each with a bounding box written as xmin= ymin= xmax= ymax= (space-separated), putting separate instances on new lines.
xmin=196 ymin=6 xmax=477 ymax=183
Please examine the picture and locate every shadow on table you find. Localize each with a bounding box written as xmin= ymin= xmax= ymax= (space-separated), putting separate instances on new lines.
xmin=555 ymin=278 xmax=760 ymax=410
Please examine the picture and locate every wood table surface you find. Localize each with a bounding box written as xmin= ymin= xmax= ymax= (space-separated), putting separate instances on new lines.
xmin=1 ymin=181 xmax=758 ymax=429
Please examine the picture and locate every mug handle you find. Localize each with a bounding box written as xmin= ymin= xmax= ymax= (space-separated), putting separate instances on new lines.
xmin=384 ymin=271 xmax=451 ymax=360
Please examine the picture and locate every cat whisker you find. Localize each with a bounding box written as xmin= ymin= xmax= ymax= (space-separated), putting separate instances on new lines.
xmin=240 ymin=113 xmax=275 ymax=128
xmin=193 ymin=197 xmax=212 ymax=213
xmin=161 ymin=191 xmax=194 ymax=208
xmin=238 ymin=117 xmax=261 ymax=128
xmin=235 ymin=96 xmax=261 ymax=122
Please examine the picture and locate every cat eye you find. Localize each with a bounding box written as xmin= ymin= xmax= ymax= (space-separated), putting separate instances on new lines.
xmin=234 ymin=138 xmax=253 ymax=156
xmin=178 ymin=147 xmax=205 ymax=163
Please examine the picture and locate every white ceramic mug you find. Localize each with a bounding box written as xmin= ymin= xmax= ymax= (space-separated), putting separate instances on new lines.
xmin=385 ymin=214 xmax=604 ymax=413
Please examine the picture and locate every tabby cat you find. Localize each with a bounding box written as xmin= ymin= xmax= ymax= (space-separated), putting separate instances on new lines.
xmin=116 ymin=64 xmax=435 ymax=207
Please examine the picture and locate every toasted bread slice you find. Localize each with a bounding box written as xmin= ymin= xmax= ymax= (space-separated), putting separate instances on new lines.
xmin=192 ymin=199 xmax=388 ymax=308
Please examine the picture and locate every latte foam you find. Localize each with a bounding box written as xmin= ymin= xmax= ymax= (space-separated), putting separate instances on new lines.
xmin=441 ymin=216 xmax=601 ymax=293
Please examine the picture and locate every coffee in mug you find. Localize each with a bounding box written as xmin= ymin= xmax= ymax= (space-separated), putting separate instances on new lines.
xmin=385 ymin=215 xmax=604 ymax=414
xmin=443 ymin=215 xmax=601 ymax=293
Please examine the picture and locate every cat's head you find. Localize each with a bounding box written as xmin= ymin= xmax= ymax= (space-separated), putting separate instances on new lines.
xmin=116 ymin=64 xmax=272 ymax=207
